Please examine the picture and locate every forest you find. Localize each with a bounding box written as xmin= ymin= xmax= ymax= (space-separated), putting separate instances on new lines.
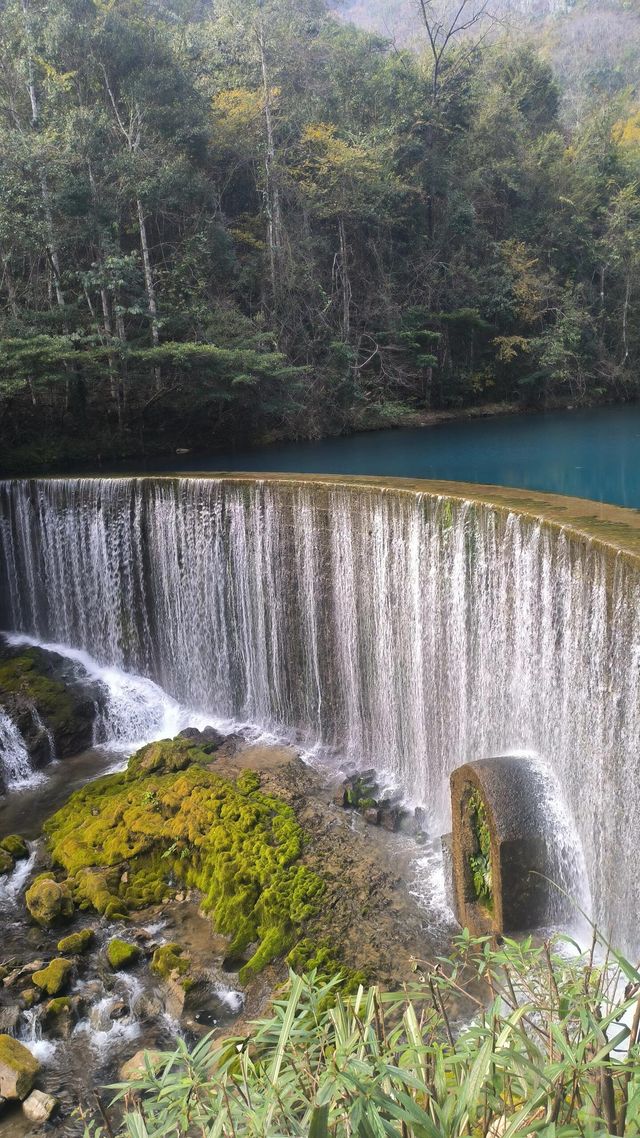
xmin=1 ymin=0 xmax=640 ymax=471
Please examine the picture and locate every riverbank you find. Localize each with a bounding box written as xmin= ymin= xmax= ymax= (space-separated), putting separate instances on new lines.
xmin=0 ymin=394 xmax=623 ymax=479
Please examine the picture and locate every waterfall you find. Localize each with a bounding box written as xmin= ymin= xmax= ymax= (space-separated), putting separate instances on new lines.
xmin=1 ymin=476 xmax=639 ymax=951
xmin=0 ymin=709 xmax=39 ymax=789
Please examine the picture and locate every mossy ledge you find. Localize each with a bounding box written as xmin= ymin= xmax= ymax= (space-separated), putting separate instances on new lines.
xmin=41 ymin=738 xmax=326 ymax=983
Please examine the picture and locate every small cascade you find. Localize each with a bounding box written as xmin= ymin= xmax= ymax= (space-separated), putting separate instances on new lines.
xmin=0 ymin=709 xmax=38 ymax=789
xmin=30 ymin=705 xmax=58 ymax=763
xmin=0 ymin=846 xmax=37 ymax=905
xmin=19 ymin=1006 xmax=58 ymax=1064
xmin=4 ymin=633 xmax=211 ymax=754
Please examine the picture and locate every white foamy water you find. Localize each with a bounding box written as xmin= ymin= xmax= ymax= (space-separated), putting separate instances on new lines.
xmin=1 ymin=476 xmax=639 ymax=950
xmin=4 ymin=632 xmax=213 ymax=755
xmin=0 ymin=847 xmax=37 ymax=910
xmin=0 ymin=709 xmax=43 ymax=790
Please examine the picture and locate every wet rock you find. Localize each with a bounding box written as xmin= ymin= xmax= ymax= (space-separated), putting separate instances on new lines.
xmin=43 ymin=997 xmax=75 ymax=1039
xmin=109 ymin=1000 xmax=129 ymax=1021
xmin=177 ymin=726 xmax=226 ymax=753
xmin=3 ymin=962 xmax=45 ymax=989
xmin=0 ymin=1035 xmax=40 ymax=1100
xmin=363 ymin=807 xmax=381 ymax=825
xmin=378 ymin=800 xmax=408 ymax=832
xmin=135 ymin=990 xmax=164 ymax=1019
xmin=22 ymin=1088 xmax=58 ymax=1122
xmin=214 ymin=733 xmax=243 ymax=758
xmin=0 ymin=1005 xmax=21 ymax=1034
xmin=0 ymin=849 xmax=14 ymax=874
xmin=0 ymin=640 xmax=107 ymax=762
xmin=119 ymin=1049 xmax=164 ymax=1081
xmin=19 ymin=989 xmax=39 ymax=1010
xmin=25 ymin=878 xmax=74 ymax=927
xmin=160 ymin=974 xmax=186 ymax=1020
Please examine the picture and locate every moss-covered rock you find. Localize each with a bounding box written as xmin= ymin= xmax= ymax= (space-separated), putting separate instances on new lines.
xmin=25 ymin=877 xmax=74 ymax=926
xmin=42 ymin=737 xmax=325 ymax=981
xmin=0 ymin=1034 xmax=40 ymax=1100
xmin=106 ymin=938 xmax=140 ymax=970
xmin=0 ymin=834 xmax=29 ymax=859
xmin=20 ymin=988 xmax=39 ymax=1009
xmin=0 ymin=640 xmax=104 ymax=762
xmin=56 ymin=928 xmax=95 ymax=955
xmin=150 ymin=943 xmax=190 ymax=981
xmin=32 ymin=958 xmax=73 ymax=996
xmin=0 ymin=848 xmax=14 ymax=875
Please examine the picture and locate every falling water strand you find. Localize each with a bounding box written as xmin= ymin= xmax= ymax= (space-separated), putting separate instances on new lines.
xmin=0 ymin=709 xmax=36 ymax=788
xmin=1 ymin=477 xmax=639 ymax=950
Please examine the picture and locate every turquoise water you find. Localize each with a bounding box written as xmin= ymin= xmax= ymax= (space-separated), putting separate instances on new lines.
xmin=114 ymin=404 xmax=640 ymax=508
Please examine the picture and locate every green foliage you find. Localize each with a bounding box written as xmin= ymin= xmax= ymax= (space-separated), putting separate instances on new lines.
xmin=468 ymin=789 xmax=493 ymax=908
xmin=42 ymin=738 xmax=326 ymax=981
xmin=82 ymin=931 xmax=640 ymax=1138
xmin=1 ymin=0 xmax=640 ymax=471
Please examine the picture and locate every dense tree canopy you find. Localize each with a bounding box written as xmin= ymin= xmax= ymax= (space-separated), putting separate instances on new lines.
xmin=1 ymin=0 xmax=639 ymax=470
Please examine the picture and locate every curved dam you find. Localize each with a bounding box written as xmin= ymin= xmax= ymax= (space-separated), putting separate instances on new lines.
xmin=1 ymin=474 xmax=639 ymax=950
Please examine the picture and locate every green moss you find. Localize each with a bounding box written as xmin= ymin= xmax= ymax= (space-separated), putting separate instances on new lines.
xmin=126 ymin=737 xmax=210 ymax=780
xmin=0 ymin=848 xmax=14 ymax=875
xmin=0 ymin=1034 xmax=40 ymax=1098
xmin=45 ymin=996 xmax=71 ymax=1017
xmin=468 ymin=790 xmax=493 ymax=909
xmin=20 ymin=988 xmax=38 ymax=1009
xmin=0 ymin=652 xmax=75 ymax=734
xmin=106 ymin=938 xmax=140 ymax=970
xmin=56 ymin=928 xmax=94 ymax=955
xmin=0 ymin=834 xmax=29 ymax=860
xmin=25 ymin=877 xmax=74 ymax=926
xmin=32 ymin=958 xmax=73 ymax=996
xmin=151 ymin=943 xmax=190 ymax=980
xmin=43 ymin=737 xmax=325 ymax=982
xmin=286 ymin=938 xmax=368 ymax=997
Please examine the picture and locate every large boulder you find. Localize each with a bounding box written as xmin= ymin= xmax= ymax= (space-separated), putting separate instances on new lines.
xmin=0 ymin=638 xmax=106 ymax=764
xmin=25 ymin=877 xmax=74 ymax=927
xmin=0 ymin=1035 xmax=40 ymax=1100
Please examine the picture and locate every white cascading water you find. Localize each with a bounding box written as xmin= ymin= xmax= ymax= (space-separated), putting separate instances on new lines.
xmin=0 ymin=709 xmax=41 ymax=789
xmin=3 ymin=633 xmax=213 ymax=757
xmin=0 ymin=476 xmax=638 ymax=950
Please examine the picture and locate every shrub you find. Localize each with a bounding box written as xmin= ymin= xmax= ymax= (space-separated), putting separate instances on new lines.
xmin=81 ymin=929 xmax=640 ymax=1138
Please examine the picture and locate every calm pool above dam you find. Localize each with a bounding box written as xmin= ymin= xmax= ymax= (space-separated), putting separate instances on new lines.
xmin=99 ymin=403 xmax=640 ymax=510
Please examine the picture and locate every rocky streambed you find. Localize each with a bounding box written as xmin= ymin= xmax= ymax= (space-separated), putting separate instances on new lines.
xmin=0 ymin=720 xmax=456 ymax=1136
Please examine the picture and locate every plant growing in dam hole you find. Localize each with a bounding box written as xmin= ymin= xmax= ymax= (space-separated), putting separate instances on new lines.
xmin=79 ymin=929 xmax=640 ymax=1138
xmin=468 ymin=789 xmax=493 ymax=910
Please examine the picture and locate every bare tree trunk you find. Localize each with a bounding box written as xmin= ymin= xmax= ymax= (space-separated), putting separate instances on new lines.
xmin=257 ymin=7 xmax=282 ymax=308
xmin=1 ymin=248 xmax=20 ymax=319
xmin=338 ymin=216 xmax=351 ymax=341
xmin=622 ymin=275 xmax=630 ymax=363
xmin=137 ymin=198 xmax=161 ymax=391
